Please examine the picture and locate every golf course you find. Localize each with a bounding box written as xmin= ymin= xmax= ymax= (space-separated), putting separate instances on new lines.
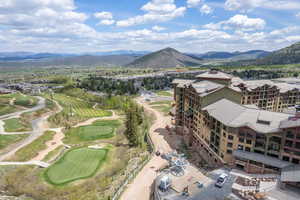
xmin=45 ymin=147 xmax=108 ymax=185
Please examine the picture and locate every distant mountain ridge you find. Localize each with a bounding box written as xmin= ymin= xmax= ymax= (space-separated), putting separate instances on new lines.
xmin=127 ymin=47 xmax=203 ymax=68
xmin=189 ymin=50 xmax=270 ymax=60
xmin=256 ymin=42 xmax=300 ymax=65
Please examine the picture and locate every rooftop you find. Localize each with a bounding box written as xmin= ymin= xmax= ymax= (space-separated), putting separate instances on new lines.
xmin=191 ymin=81 xmax=224 ymax=97
xmin=196 ymin=71 xmax=233 ymax=80
xmin=202 ymin=98 xmax=292 ymax=133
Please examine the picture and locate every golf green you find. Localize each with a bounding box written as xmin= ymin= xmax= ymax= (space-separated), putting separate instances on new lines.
xmin=45 ymin=148 xmax=108 ymax=185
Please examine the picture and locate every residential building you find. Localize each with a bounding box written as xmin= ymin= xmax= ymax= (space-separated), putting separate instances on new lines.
xmin=173 ymin=70 xmax=300 ymax=187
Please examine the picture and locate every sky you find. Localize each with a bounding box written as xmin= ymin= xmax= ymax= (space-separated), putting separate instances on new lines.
xmin=0 ymin=0 xmax=300 ymax=53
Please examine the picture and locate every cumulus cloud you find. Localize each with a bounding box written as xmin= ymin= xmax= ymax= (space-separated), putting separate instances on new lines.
xmin=94 ymin=11 xmax=113 ymax=19
xmin=225 ymin=0 xmax=300 ymax=12
xmin=204 ymin=14 xmax=266 ymax=31
xmin=200 ymin=4 xmax=213 ymax=14
xmin=187 ymin=0 xmax=202 ymax=8
xmin=152 ymin=25 xmax=166 ymax=31
xmin=98 ymin=19 xmax=115 ymax=25
xmin=116 ymin=0 xmax=186 ymax=27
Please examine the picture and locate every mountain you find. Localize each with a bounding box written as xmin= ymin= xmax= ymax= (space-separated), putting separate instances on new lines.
xmin=0 ymin=55 xmax=138 ymax=67
xmin=0 ymin=52 xmax=75 ymax=61
xmin=88 ymin=50 xmax=150 ymax=56
xmin=256 ymin=42 xmax=300 ymax=65
xmin=127 ymin=47 xmax=203 ymax=68
xmin=189 ymin=50 xmax=270 ymax=60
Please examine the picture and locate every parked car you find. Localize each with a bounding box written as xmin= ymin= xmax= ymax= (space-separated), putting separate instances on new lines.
xmin=215 ymin=173 xmax=228 ymax=188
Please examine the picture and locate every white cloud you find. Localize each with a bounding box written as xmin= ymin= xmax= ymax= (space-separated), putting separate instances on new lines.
xmin=94 ymin=11 xmax=113 ymax=19
xmin=296 ymin=12 xmax=300 ymax=18
xmin=187 ymin=0 xmax=202 ymax=8
xmin=152 ymin=25 xmax=166 ymax=31
xmin=200 ymin=4 xmax=213 ymax=14
xmin=204 ymin=14 xmax=266 ymax=31
xmin=116 ymin=0 xmax=186 ymax=27
xmin=225 ymin=0 xmax=300 ymax=12
xmin=98 ymin=19 xmax=115 ymax=25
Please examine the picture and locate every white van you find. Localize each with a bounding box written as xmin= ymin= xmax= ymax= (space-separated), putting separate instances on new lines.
xmin=215 ymin=173 xmax=228 ymax=188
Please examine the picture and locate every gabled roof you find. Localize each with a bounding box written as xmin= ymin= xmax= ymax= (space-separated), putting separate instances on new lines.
xmin=202 ymin=98 xmax=292 ymax=133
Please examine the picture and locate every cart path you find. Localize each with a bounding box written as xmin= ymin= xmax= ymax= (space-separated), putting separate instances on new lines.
xmin=120 ymin=97 xmax=173 ymax=200
xmin=0 ymin=98 xmax=62 ymax=162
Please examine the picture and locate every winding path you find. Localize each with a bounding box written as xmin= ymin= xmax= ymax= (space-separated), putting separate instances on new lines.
xmin=0 ymin=97 xmax=121 ymax=167
xmin=120 ymin=97 xmax=173 ymax=200
xmin=0 ymin=97 xmax=63 ymax=163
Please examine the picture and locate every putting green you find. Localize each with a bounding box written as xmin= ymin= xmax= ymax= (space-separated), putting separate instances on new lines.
xmin=45 ymin=148 xmax=108 ymax=185
xmin=78 ymin=125 xmax=114 ymax=140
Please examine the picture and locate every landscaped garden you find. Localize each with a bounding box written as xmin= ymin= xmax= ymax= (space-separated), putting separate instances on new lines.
xmin=45 ymin=147 xmax=108 ymax=185
xmin=64 ymin=120 xmax=121 ymax=144
xmin=155 ymin=90 xmax=173 ymax=97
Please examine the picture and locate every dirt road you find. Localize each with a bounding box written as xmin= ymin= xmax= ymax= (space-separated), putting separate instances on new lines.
xmin=120 ymin=97 xmax=173 ymax=200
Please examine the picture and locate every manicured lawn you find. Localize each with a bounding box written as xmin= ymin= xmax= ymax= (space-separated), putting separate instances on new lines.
xmin=9 ymin=131 xmax=56 ymax=161
xmin=2 ymin=93 xmax=38 ymax=108
xmin=64 ymin=120 xmax=121 ymax=144
xmin=156 ymin=90 xmax=173 ymax=97
xmin=3 ymin=118 xmax=32 ymax=132
xmin=45 ymin=148 xmax=108 ymax=185
xmin=0 ymin=135 xmax=27 ymax=150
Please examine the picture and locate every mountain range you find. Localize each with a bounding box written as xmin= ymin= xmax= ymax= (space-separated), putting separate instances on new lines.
xmin=0 ymin=41 xmax=299 ymax=68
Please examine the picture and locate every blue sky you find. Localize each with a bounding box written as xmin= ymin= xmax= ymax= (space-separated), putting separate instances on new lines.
xmin=0 ymin=0 xmax=300 ymax=53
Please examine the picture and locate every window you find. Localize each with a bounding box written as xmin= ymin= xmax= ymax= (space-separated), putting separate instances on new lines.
xmin=239 ymin=137 xmax=244 ymax=143
xmin=228 ymin=135 xmax=234 ymax=140
xmin=286 ymin=131 xmax=294 ymax=139
xmin=227 ymin=142 xmax=233 ymax=148
xmin=245 ymin=147 xmax=251 ymax=152
xmin=246 ymin=139 xmax=252 ymax=145
xmin=296 ymin=142 xmax=300 ymax=149
xmin=238 ymin=145 xmax=244 ymax=150
xmin=285 ymin=140 xmax=293 ymax=147
xmin=227 ymin=149 xmax=232 ymax=154
xmin=282 ymin=156 xmax=290 ymax=162
xmin=292 ymin=158 xmax=299 ymax=164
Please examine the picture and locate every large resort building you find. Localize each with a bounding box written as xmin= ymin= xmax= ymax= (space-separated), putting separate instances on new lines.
xmin=173 ymin=70 xmax=300 ymax=186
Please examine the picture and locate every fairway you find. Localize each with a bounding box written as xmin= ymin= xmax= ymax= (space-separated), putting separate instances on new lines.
xmin=52 ymin=93 xmax=111 ymax=118
xmin=45 ymin=148 xmax=108 ymax=185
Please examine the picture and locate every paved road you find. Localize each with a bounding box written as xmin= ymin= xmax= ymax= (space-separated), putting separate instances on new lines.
xmin=121 ymin=97 xmax=172 ymax=200
xmin=0 ymin=161 xmax=50 ymax=168
xmin=189 ymin=169 xmax=236 ymax=200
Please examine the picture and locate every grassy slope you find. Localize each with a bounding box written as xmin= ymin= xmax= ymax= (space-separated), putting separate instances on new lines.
xmin=47 ymin=93 xmax=112 ymax=127
xmin=3 ymin=118 xmax=32 ymax=132
xmin=8 ymin=131 xmax=56 ymax=161
xmin=45 ymin=147 xmax=108 ymax=185
xmin=0 ymin=134 xmax=27 ymax=150
xmin=156 ymin=90 xmax=173 ymax=97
